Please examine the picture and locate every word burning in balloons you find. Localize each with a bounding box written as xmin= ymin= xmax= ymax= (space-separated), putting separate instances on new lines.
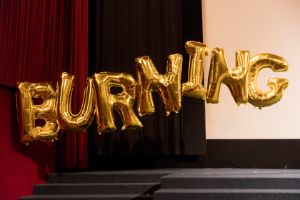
xmin=16 ymin=41 xmax=289 ymax=144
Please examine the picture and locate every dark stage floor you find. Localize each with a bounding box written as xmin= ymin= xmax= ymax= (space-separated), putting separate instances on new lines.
xmin=22 ymin=168 xmax=300 ymax=200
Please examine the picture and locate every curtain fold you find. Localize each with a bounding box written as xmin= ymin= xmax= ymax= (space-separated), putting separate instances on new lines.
xmin=89 ymin=0 xmax=183 ymax=158
xmin=0 ymin=0 xmax=63 ymax=86
xmin=0 ymin=0 xmax=89 ymax=169
xmin=0 ymin=0 xmax=205 ymax=171
xmin=89 ymin=0 xmax=206 ymax=169
xmin=88 ymin=0 xmax=206 ymax=165
xmin=56 ymin=0 xmax=89 ymax=169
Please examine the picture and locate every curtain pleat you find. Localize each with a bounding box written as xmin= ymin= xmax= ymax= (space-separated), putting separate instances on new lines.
xmin=0 ymin=0 xmax=89 ymax=169
xmin=88 ymin=1 xmax=206 ymax=169
xmin=88 ymin=0 xmax=183 ymax=159
xmin=0 ymin=0 xmax=60 ymax=86
xmin=56 ymin=0 xmax=89 ymax=169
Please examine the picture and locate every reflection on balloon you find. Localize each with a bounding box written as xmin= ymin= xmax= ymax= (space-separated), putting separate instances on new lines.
xmin=15 ymin=41 xmax=290 ymax=143
xmin=93 ymin=72 xmax=143 ymax=133
xmin=248 ymin=53 xmax=289 ymax=108
xmin=206 ymin=48 xmax=250 ymax=105
xmin=135 ymin=54 xmax=183 ymax=116
xmin=57 ymin=72 xmax=96 ymax=131
xmin=16 ymin=82 xmax=59 ymax=144
xmin=182 ymin=41 xmax=208 ymax=99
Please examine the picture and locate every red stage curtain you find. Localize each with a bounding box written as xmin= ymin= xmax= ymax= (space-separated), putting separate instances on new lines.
xmin=0 ymin=0 xmax=63 ymax=86
xmin=56 ymin=0 xmax=89 ymax=169
xmin=0 ymin=0 xmax=87 ymax=198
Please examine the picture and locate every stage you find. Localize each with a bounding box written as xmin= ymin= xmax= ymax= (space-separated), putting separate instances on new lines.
xmin=1 ymin=0 xmax=300 ymax=199
xmin=21 ymin=168 xmax=300 ymax=199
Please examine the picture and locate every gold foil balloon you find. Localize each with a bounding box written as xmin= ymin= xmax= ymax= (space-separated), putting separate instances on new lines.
xmin=248 ymin=53 xmax=289 ymax=108
xmin=182 ymin=41 xmax=209 ymax=99
xmin=93 ymin=72 xmax=143 ymax=133
xmin=57 ymin=72 xmax=96 ymax=131
xmin=206 ymin=48 xmax=250 ymax=105
xmin=16 ymin=82 xmax=59 ymax=144
xmin=135 ymin=54 xmax=183 ymax=116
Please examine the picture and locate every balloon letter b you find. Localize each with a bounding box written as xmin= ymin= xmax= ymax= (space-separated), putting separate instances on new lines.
xmin=16 ymin=82 xmax=59 ymax=144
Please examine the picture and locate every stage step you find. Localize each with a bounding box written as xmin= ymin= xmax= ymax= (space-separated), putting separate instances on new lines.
xmin=154 ymin=169 xmax=300 ymax=200
xmin=161 ymin=170 xmax=300 ymax=189
xmin=22 ymin=169 xmax=300 ymax=200
xmin=21 ymin=194 xmax=153 ymax=200
xmin=155 ymin=189 xmax=300 ymax=200
xmin=21 ymin=170 xmax=176 ymax=200
xmin=33 ymin=182 xmax=159 ymax=195
xmin=47 ymin=170 xmax=175 ymax=183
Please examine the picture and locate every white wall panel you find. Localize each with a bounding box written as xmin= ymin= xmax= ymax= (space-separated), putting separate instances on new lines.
xmin=202 ymin=0 xmax=300 ymax=138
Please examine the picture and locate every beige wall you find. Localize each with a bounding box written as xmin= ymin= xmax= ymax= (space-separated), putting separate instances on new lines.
xmin=202 ymin=0 xmax=300 ymax=139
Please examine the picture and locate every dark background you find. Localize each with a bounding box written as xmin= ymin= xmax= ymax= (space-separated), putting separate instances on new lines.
xmin=88 ymin=0 xmax=206 ymax=169
xmin=87 ymin=0 xmax=300 ymax=170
